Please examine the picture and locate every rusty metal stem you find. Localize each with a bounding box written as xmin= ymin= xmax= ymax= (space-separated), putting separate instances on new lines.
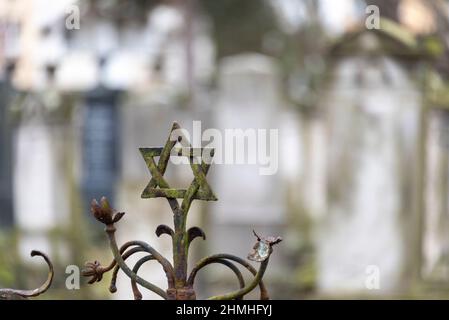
xmin=109 ymin=246 xmax=149 ymax=293
xmin=106 ymin=228 xmax=169 ymax=299
xmin=212 ymin=259 xmax=245 ymax=291
xmin=150 ymin=122 xmax=188 ymax=290
xmin=173 ymin=208 xmax=188 ymax=288
xmin=189 ymin=258 xmax=246 ymax=299
xmin=131 ymin=255 xmax=156 ymax=300
xmin=97 ymin=240 xmax=151 ymax=277
xmin=207 ymin=258 xmax=269 ymax=300
xmin=0 ymin=251 xmax=54 ymax=299
xmin=172 ymin=158 xmax=212 ymax=289
xmin=188 ymin=253 xmax=270 ymax=300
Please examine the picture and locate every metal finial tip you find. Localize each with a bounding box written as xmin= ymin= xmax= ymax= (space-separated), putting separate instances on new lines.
xmin=248 ymin=231 xmax=282 ymax=262
xmin=253 ymin=229 xmax=261 ymax=241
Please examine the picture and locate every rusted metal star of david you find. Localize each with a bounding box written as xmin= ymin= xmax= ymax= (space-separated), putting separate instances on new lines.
xmin=83 ymin=122 xmax=281 ymax=300
xmin=139 ymin=121 xmax=217 ymax=203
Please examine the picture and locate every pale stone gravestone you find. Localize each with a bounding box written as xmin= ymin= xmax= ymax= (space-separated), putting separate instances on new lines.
xmin=423 ymin=108 xmax=449 ymax=282
xmin=13 ymin=94 xmax=71 ymax=261
xmin=317 ymin=30 xmax=424 ymax=295
xmin=206 ymin=54 xmax=286 ymax=295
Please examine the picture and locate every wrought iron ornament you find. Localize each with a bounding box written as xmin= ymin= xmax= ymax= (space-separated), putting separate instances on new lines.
xmin=0 ymin=250 xmax=54 ymax=300
xmin=83 ymin=122 xmax=282 ymax=300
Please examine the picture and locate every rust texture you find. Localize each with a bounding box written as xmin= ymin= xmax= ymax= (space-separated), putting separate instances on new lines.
xmin=82 ymin=122 xmax=282 ymax=300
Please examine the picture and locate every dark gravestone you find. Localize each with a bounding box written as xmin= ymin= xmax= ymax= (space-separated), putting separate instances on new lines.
xmin=0 ymin=79 xmax=15 ymax=228
xmin=81 ymin=87 xmax=121 ymax=218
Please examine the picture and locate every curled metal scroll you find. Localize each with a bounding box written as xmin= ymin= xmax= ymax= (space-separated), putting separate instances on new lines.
xmin=0 ymin=250 xmax=54 ymax=300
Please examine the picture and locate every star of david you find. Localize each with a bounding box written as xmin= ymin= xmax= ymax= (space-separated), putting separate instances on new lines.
xmin=139 ymin=122 xmax=217 ymax=210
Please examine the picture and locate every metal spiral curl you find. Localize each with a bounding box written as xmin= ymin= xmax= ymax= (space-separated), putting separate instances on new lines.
xmin=0 ymin=250 xmax=54 ymax=300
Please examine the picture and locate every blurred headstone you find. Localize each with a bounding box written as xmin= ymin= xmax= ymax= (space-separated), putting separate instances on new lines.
xmin=423 ymin=108 xmax=449 ymax=282
xmin=317 ymin=31 xmax=424 ymax=294
xmin=0 ymin=77 xmax=15 ymax=228
xmin=81 ymin=87 xmax=120 ymax=217
xmin=13 ymin=94 xmax=59 ymax=257
xmin=206 ymin=53 xmax=286 ymax=293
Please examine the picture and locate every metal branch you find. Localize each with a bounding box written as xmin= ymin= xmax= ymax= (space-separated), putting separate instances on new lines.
xmin=207 ymin=258 xmax=269 ymax=300
xmin=0 ymin=251 xmax=54 ymax=300
xmin=188 ymin=253 xmax=269 ymax=300
xmin=186 ymin=257 xmax=245 ymax=299
xmin=106 ymin=230 xmax=168 ymax=299
xmin=130 ymin=255 xmax=156 ymax=300
xmin=83 ymin=241 xmax=149 ymax=284
xmin=213 ymin=259 xmax=245 ymax=299
xmin=109 ymin=246 xmax=149 ymax=293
